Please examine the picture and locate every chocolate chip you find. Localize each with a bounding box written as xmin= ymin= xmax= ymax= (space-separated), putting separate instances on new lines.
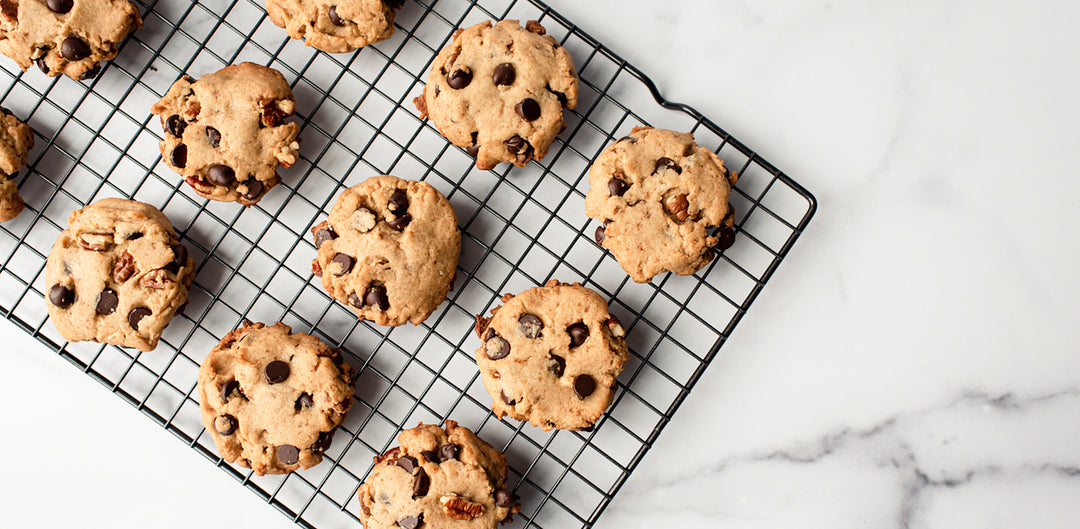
xmin=492 ymin=63 xmax=515 ymax=86
xmin=506 ymin=135 xmax=531 ymax=156
xmin=517 ymin=314 xmax=543 ymax=338
xmin=618 ymin=135 xmax=637 ymax=144
xmin=165 ymin=114 xmax=186 ymax=138
xmin=447 ymin=68 xmax=472 ymax=89
xmin=412 ymin=468 xmax=430 ymax=497
xmin=328 ymin=5 xmax=345 ymax=26
xmin=440 ymin=444 xmax=459 ymax=461
xmin=397 ymin=515 xmax=423 ymax=529
xmin=46 ymin=0 xmax=73 ymax=14
xmin=421 ymin=450 xmax=439 ymax=463
xmin=348 ymin=292 xmax=362 ymax=308
xmin=35 ymin=56 xmax=49 ymax=74
xmin=128 ymin=307 xmax=151 ymax=330
xmin=311 ymin=430 xmax=335 ymax=453
xmin=574 ymin=374 xmax=596 ymax=399
xmin=548 ymin=353 xmax=565 ymax=377
xmin=654 ymin=157 xmax=682 ymax=175
xmin=550 ymin=89 xmax=568 ymax=108
xmin=364 ymin=284 xmax=389 ymax=310
xmin=594 ymin=225 xmax=606 ymax=245
xmin=567 ymin=322 xmax=589 ymax=347
xmin=206 ymin=126 xmax=221 ymax=148
xmin=96 ymin=289 xmax=118 ymax=315
xmin=49 ymin=284 xmax=74 ymax=309
xmin=221 ymin=379 xmax=240 ymax=403
xmin=165 ymin=244 xmax=188 ymax=274
xmin=277 ymin=444 xmax=299 ymax=465
xmin=495 ymin=489 xmax=515 ymax=508
xmin=387 ymin=214 xmax=411 ymax=231
xmin=396 ymin=455 xmax=418 ymax=474
xmin=265 ymin=360 xmax=290 ymax=384
xmin=207 ymin=164 xmax=235 ymax=187
xmin=243 ymin=179 xmax=264 ymax=200
xmin=170 ymin=144 xmax=187 ymax=168
xmin=295 ymin=392 xmax=314 ymax=411
xmin=515 ymin=98 xmax=541 ymax=121
xmin=331 ymin=253 xmax=354 ymax=276
xmin=126 ymin=232 xmax=143 ymax=240
xmin=215 ymin=414 xmax=237 ymax=435
xmin=711 ymin=227 xmax=734 ymax=251
xmin=465 ymin=145 xmax=479 ymax=157
xmin=314 ymin=227 xmax=338 ymax=249
xmin=484 ymin=333 xmax=510 ymax=360
xmin=0 ymin=107 xmax=10 ymax=116
xmin=387 ymin=189 xmax=408 ymax=215
xmin=60 ymin=37 xmax=90 ymax=61
xmin=500 ymin=390 xmax=516 ymax=406
xmin=80 ymin=63 xmax=102 ymax=80
xmin=608 ymin=177 xmax=629 ymax=197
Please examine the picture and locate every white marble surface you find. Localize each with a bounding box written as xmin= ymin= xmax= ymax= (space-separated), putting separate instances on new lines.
xmin=4 ymin=0 xmax=1080 ymax=527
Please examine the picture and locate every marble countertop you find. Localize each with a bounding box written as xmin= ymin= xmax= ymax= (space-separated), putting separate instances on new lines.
xmin=4 ymin=1 xmax=1079 ymax=527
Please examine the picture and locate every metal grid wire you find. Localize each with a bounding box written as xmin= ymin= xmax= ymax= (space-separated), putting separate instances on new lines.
xmin=0 ymin=0 xmax=816 ymax=527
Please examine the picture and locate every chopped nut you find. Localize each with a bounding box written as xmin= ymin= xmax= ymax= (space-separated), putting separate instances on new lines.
xmin=78 ymin=232 xmax=113 ymax=251
xmin=112 ymin=251 xmax=136 ymax=283
xmin=665 ymin=193 xmax=690 ymax=222
xmin=606 ymin=318 xmax=625 ymax=338
xmin=184 ymin=100 xmax=201 ymax=120
xmin=140 ymin=268 xmax=173 ymax=289
xmin=311 ymin=260 xmax=323 ymax=277
xmin=260 ymin=98 xmax=287 ymax=127
xmin=350 ymin=208 xmax=377 ymax=233
xmin=441 ymin=494 xmax=483 ymax=520
xmin=525 ymin=20 xmax=546 ymax=35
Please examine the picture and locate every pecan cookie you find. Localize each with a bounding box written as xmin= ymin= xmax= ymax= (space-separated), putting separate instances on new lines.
xmin=415 ymin=19 xmax=578 ymax=170
xmin=265 ymin=0 xmax=405 ymax=53
xmin=44 ymin=198 xmax=195 ymax=351
xmin=585 ymin=126 xmax=738 ymax=283
xmin=0 ymin=0 xmax=142 ymax=80
xmin=198 ymin=321 xmax=356 ymax=476
xmin=311 ymin=175 xmax=460 ymax=326
xmin=358 ymin=421 xmax=521 ymax=529
xmin=474 ymin=280 xmax=628 ymax=431
xmin=150 ymin=63 xmax=300 ymax=205
xmin=0 ymin=107 xmax=33 ymax=222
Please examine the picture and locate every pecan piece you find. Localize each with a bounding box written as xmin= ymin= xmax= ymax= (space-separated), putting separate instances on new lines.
xmin=140 ymin=268 xmax=174 ymax=289
xmin=525 ymin=20 xmax=546 ymax=35
xmin=665 ymin=193 xmax=690 ymax=222
xmin=259 ymin=98 xmax=292 ymax=127
xmin=441 ymin=494 xmax=483 ymax=520
xmin=112 ymin=251 xmax=136 ymax=283
xmin=311 ymin=260 xmax=323 ymax=277
xmin=78 ymin=232 xmax=113 ymax=251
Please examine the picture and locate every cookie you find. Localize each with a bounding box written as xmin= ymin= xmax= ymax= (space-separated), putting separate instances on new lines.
xmin=265 ymin=0 xmax=405 ymax=53
xmin=415 ymin=19 xmax=578 ymax=170
xmin=474 ymin=280 xmax=628 ymax=431
xmin=197 ymin=321 xmax=356 ymax=476
xmin=0 ymin=107 xmax=33 ymax=222
xmin=0 ymin=0 xmax=142 ymax=81
xmin=358 ymin=421 xmax=521 ymax=529
xmin=150 ymin=63 xmax=301 ymax=205
xmin=311 ymin=175 xmax=460 ymax=326
xmin=585 ymin=126 xmax=739 ymax=283
xmin=44 ymin=198 xmax=195 ymax=352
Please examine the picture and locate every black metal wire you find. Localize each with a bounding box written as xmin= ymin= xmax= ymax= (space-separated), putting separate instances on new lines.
xmin=0 ymin=0 xmax=817 ymax=527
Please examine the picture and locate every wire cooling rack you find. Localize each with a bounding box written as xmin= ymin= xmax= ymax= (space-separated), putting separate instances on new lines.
xmin=0 ymin=0 xmax=815 ymax=527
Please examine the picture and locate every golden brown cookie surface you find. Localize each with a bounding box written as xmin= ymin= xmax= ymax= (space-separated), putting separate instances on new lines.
xmin=0 ymin=108 xmax=33 ymax=222
xmin=585 ymin=126 xmax=738 ymax=283
xmin=197 ymin=321 xmax=356 ymax=476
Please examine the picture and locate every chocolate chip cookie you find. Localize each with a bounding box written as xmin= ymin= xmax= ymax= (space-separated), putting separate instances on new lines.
xmin=265 ymin=0 xmax=405 ymax=53
xmin=150 ymin=63 xmax=301 ymax=205
xmin=474 ymin=280 xmax=628 ymax=431
xmin=44 ymin=198 xmax=195 ymax=351
xmin=0 ymin=107 xmax=33 ymax=222
xmin=358 ymin=421 xmax=521 ymax=529
xmin=197 ymin=321 xmax=356 ymax=476
xmin=415 ymin=19 xmax=578 ymax=170
xmin=311 ymin=175 xmax=460 ymax=326
xmin=0 ymin=0 xmax=142 ymax=81
xmin=585 ymin=126 xmax=739 ymax=283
